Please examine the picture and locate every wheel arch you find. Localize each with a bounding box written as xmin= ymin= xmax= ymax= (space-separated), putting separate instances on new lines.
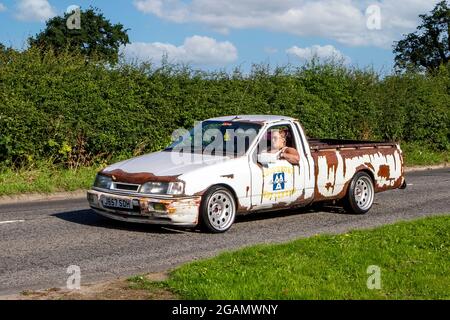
xmin=198 ymin=183 xmax=239 ymax=233
xmin=342 ymin=168 xmax=376 ymax=214
xmin=357 ymin=169 xmax=376 ymax=185
xmin=343 ymin=168 xmax=376 ymax=197
xmin=203 ymin=183 xmax=240 ymax=208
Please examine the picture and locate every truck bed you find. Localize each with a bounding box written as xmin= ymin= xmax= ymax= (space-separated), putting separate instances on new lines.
xmin=306 ymin=138 xmax=404 ymax=201
xmin=308 ymin=139 xmax=397 ymax=151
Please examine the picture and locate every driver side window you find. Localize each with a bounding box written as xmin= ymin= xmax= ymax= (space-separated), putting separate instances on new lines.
xmin=252 ymin=124 xmax=299 ymax=165
xmin=257 ymin=124 xmax=296 ymax=153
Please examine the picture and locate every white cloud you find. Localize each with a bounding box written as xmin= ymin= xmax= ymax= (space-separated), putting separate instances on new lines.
xmin=122 ymin=35 xmax=238 ymax=66
xmin=133 ymin=0 xmax=440 ymax=48
xmin=15 ymin=0 xmax=56 ymax=22
xmin=286 ymin=45 xmax=350 ymax=63
xmin=264 ymin=47 xmax=278 ymax=54
xmin=0 ymin=3 xmax=7 ymax=12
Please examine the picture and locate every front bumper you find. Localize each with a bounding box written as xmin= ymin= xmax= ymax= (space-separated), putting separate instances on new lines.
xmin=87 ymin=190 xmax=201 ymax=227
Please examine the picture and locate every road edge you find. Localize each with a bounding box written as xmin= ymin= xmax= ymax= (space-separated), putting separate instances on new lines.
xmin=404 ymin=163 xmax=448 ymax=172
xmin=0 ymin=190 xmax=86 ymax=205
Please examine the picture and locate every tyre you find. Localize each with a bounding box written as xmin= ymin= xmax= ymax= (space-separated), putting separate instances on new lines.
xmin=343 ymin=172 xmax=375 ymax=214
xmin=199 ymin=186 xmax=236 ymax=233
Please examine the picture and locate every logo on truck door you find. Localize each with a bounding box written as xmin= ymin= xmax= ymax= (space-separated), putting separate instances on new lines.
xmin=272 ymin=172 xmax=285 ymax=191
xmin=261 ymin=166 xmax=294 ymax=200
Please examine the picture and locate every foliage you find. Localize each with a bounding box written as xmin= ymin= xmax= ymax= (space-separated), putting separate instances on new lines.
xmin=28 ymin=7 xmax=129 ymax=64
xmin=394 ymin=1 xmax=450 ymax=71
xmin=0 ymin=49 xmax=448 ymax=168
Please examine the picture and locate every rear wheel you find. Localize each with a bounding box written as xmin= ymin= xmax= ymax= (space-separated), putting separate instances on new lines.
xmin=199 ymin=186 xmax=236 ymax=233
xmin=344 ymin=172 xmax=374 ymax=214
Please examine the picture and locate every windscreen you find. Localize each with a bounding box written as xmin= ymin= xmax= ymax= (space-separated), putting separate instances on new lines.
xmin=165 ymin=121 xmax=262 ymax=156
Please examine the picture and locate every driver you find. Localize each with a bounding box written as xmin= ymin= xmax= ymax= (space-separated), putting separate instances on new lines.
xmin=269 ymin=128 xmax=300 ymax=165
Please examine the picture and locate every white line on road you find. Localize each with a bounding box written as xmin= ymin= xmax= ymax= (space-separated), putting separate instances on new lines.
xmin=0 ymin=220 xmax=25 ymax=225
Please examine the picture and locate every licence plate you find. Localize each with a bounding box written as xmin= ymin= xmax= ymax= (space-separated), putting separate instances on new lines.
xmin=101 ymin=196 xmax=133 ymax=209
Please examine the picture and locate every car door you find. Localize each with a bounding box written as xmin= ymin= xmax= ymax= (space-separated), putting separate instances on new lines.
xmin=249 ymin=122 xmax=307 ymax=210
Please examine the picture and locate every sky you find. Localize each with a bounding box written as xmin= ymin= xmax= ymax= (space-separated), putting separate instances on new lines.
xmin=0 ymin=0 xmax=441 ymax=73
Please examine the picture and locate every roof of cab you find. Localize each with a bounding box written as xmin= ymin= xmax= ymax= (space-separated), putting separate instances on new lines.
xmin=206 ymin=115 xmax=297 ymax=124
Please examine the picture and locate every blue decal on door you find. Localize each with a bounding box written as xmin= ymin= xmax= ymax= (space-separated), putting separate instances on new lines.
xmin=273 ymin=172 xmax=285 ymax=191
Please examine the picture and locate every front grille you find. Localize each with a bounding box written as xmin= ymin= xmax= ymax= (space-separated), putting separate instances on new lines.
xmin=112 ymin=183 xmax=140 ymax=192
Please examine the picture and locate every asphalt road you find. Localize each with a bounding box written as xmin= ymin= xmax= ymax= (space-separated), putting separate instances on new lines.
xmin=0 ymin=168 xmax=448 ymax=295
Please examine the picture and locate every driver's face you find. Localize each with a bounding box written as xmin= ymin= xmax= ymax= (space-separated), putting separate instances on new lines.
xmin=271 ymin=131 xmax=285 ymax=150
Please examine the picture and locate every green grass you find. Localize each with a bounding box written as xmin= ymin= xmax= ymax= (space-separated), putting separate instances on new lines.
xmin=402 ymin=142 xmax=449 ymax=166
xmin=129 ymin=215 xmax=450 ymax=300
xmin=0 ymin=163 xmax=99 ymax=196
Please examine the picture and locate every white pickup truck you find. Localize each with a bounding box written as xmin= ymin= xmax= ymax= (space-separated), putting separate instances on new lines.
xmin=87 ymin=115 xmax=406 ymax=233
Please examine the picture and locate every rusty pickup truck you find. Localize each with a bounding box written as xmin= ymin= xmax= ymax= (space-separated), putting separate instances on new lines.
xmin=87 ymin=115 xmax=406 ymax=233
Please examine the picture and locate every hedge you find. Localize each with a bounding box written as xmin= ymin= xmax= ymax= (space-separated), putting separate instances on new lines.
xmin=0 ymin=49 xmax=449 ymax=168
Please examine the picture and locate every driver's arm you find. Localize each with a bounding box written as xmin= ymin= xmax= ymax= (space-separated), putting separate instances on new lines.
xmin=280 ymin=147 xmax=300 ymax=165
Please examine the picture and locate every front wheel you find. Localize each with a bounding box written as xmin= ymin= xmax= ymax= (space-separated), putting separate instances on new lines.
xmin=343 ymin=172 xmax=375 ymax=214
xmin=199 ymin=186 xmax=236 ymax=233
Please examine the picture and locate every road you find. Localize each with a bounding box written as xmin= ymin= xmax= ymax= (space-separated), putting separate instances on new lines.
xmin=0 ymin=168 xmax=448 ymax=295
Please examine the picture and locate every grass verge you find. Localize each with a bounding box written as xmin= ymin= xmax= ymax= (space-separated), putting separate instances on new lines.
xmin=129 ymin=215 xmax=450 ymax=300
xmin=402 ymin=142 xmax=449 ymax=166
xmin=0 ymin=143 xmax=447 ymax=196
xmin=0 ymin=163 xmax=99 ymax=196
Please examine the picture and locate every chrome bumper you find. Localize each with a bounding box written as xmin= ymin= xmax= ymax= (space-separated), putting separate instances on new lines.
xmin=87 ymin=190 xmax=201 ymax=227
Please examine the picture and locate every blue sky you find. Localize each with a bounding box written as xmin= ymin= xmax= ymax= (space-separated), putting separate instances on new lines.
xmin=0 ymin=0 xmax=440 ymax=73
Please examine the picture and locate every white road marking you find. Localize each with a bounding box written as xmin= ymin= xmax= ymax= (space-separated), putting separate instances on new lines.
xmin=0 ymin=219 xmax=25 ymax=225
xmin=407 ymin=183 xmax=414 ymax=186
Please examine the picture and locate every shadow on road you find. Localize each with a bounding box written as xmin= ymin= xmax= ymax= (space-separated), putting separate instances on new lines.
xmin=52 ymin=203 xmax=347 ymax=233
xmin=235 ymin=203 xmax=346 ymax=223
xmin=51 ymin=209 xmax=188 ymax=234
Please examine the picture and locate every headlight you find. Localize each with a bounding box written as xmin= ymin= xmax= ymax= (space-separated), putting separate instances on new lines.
xmin=94 ymin=174 xmax=112 ymax=189
xmin=140 ymin=181 xmax=184 ymax=195
xmin=167 ymin=181 xmax=184 ymax=195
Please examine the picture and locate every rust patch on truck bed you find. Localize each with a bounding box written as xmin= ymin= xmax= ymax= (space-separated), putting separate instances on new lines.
xmin=100 ymin=169 xmax=181 ymax=184
xmin=325 ymin=182 xmax=334 ymax=191
xmin=311 ymin=145 xmax=405 ymax=201
xmin=377 ymin=165 xmax=391 ymax=180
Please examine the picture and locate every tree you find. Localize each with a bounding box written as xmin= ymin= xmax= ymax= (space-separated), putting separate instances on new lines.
xmin=394 ymin=1 xmax=450 ymax=71
xmin=28 ymin=7 xmax=129 ymax=64
xmin=0 ymin=43 xmax=18 ymax=57
xmin=0 ymin=43 xmax=13 ymax=54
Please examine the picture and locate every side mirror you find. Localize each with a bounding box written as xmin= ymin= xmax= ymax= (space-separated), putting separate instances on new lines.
xmin=257 ymin=152 xmax=278 ymax=165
